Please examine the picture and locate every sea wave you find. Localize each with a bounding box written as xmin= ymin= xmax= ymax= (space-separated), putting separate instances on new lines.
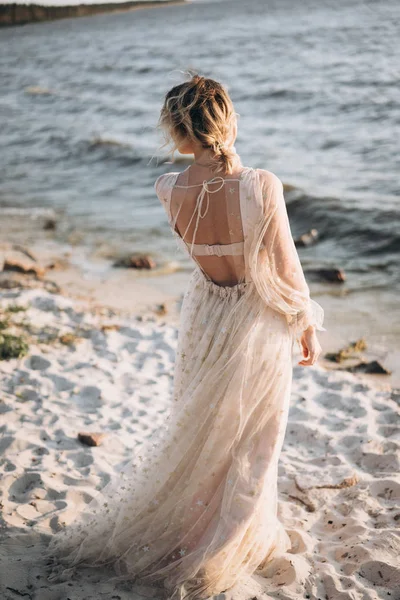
xmin=286 ymin=190 xmax=400 ymax=262
xmin=0 ymin=206 xmax=57 ymax=218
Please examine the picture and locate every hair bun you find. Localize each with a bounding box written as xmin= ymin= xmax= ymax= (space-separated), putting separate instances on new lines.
xmin=190 ymin=75 xmax=218 ymax=100
xmin=192 ymin=74 xmax=205 ymax=86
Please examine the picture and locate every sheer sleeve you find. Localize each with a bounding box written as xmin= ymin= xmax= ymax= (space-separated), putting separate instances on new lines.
xmin=249 ymin=169 xmax=325 ymax=338
xmin=154 ymin=173 xmax=171 ymax=206
xmin=154 ymin=172 xmax=180 ymax=227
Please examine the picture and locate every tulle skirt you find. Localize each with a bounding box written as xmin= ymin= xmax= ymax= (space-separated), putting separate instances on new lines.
xmin=45 ymin=266 xmax=293 ymax=599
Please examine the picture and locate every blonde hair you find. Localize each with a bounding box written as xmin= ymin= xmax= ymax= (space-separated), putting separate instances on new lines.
xmin=158 ymin=73 xmax=237 ymax=174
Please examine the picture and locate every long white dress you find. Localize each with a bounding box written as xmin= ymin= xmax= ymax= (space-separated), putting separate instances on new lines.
xmin=44 ymin=161 xmax=325 ymax=600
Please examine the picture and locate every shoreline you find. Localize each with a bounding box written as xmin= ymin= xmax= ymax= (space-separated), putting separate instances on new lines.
xmin=1 ymin=238 xmax=398 ymax=389
xmin=0 ymin=0 xmax=187 ymax=27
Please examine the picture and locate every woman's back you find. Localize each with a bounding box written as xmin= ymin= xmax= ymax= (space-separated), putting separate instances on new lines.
xmin=170 ymin=163 xmax=247 ymax=286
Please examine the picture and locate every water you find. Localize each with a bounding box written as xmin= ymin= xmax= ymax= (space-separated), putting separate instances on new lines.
xmin=0 ymin=0 xmax=399 ymax=366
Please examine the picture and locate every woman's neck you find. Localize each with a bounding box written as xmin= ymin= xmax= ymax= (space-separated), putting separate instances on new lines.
xmin=192 ymin=147 xmax=241 ymax=169
xmin=192 ymin=148 xmax=218 ymax=164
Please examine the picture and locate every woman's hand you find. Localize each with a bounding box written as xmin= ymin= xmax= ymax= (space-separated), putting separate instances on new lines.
xmin=298 ymin=326 xmax=322 ymax=366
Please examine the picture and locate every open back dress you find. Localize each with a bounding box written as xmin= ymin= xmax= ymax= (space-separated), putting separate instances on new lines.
xmin=45 ymin=161 xmax=325 ymax=600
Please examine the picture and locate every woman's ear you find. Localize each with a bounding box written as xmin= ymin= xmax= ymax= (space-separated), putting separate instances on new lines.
xmin=177 ymin=139 xmax=195 ymax=155
xmin=171 ymin=131 xmax=193 ymax=155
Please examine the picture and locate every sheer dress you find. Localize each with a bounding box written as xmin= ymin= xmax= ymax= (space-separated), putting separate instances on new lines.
xmin=44 ymin=162 xmax=325 ymax=600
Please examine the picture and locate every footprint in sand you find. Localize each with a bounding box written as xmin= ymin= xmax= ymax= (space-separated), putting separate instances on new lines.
xmin=378 ymin=424 xmax=400 ymax=438
xmin=376 ymin=410 xmax=400 ymax=425
xmin=8 ymin=472 xmax=43 ymax=501
xmin=65 ymin=450 xmax=94 ymax=469
xmin=369 ymin=479 xmax=400 ymax=503
xmin=14 ymin=386 xmax=40 ymax=402
xmin=359 ymin=559 xmax=400 ymax=593
xmin=360 ymin=452 xmax=399 ymax=474
xmin=256 ymin=554 xmax=311 ymax=586
xmin=26 ymin=355 xmax=52 ymax=371
xmin=72 ymin=385 xmax=103 ymax=412
xmin=334 ymin=543 xmax=370 ymax=566
xmin=315 ymin=391 xmax=367 ymax=419
xmin=286 ymin=528 xmax=311 ymax=554
xmin=0 ymin=435 xmax=14 ymax=453
xmin=317 ymin=573 xmax=357 ymax=600
xmin=118 ymin=326 xmax=143 ymax=340
xmin=320 ymin=416 xmax=348 ymax=431
xmin=286 ymin=422 xmax=331 ymax=446
xmin=47 ymin=373 xmax=75 ymax=392
xmin=3 ymin=460 xmax=16 ymax=472
xmin=337 ymin=435 xmax=363 ymax=449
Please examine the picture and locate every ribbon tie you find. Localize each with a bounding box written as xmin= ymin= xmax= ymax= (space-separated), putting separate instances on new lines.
xmin=180 ymin=176 xmax=226 ymax=256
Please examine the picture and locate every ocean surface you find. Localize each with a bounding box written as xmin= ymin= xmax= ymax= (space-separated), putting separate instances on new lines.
xmin=0 ymin=0 xmax=399 ymax=365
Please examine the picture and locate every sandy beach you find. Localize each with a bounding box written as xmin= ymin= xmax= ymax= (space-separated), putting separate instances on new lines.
xmin=0 ymin=249 xmax=399 ymax=600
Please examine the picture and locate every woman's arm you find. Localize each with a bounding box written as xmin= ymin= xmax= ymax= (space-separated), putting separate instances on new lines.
xmin=252 ymin=170 xmax=325 ymax=364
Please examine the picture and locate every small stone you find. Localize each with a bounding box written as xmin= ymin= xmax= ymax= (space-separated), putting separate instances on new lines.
xmin=294 ymin=228 xmax=319 ymax=247
xmin=310 ymin=267 xmax=346 ymax=283
xmin=59 ymin=333 xmax=80 ymax=346
xmin=43 ymin=218 xmax=57 ymax=231
xmin=113 ymin=254 xmax=156 ymax=270
xmin=3 ymin=258 xmax=45 ymax=279
xmin=78 ymin=432 xmax=106 ymax=447
xmin=325 ymin=338 xmax=367 ymax=363
xmin=100 ymin=324 xmax=121 ymax=332
xmin=347 ymin=360 xmax=391 ymax=375
xmin=155 ymin=303 xmax=167 ymax=316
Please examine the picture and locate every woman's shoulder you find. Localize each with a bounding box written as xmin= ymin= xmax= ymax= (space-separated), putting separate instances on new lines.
xmin=253 ymin=168 xmax=283 ymax=189
xmin=154 ymin=171 xmax=179 ymax=198
xmin=154 ymin=170 xmax=179 ymax=186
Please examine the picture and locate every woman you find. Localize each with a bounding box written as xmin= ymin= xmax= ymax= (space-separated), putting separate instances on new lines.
xmin=46 ymin=74 xmax=324 ymax=599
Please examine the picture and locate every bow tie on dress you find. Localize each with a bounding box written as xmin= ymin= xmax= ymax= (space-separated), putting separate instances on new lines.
xmin=181 ymin=176 xmax=226 ymax=257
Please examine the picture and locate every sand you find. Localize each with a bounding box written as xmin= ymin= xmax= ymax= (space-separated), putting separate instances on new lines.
xmin=0 ymin=283 xmax=399 ymax=600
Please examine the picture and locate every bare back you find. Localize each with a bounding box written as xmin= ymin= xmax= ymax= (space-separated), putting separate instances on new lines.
xmin=166 ymin=164 xmax=248 ymax=286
